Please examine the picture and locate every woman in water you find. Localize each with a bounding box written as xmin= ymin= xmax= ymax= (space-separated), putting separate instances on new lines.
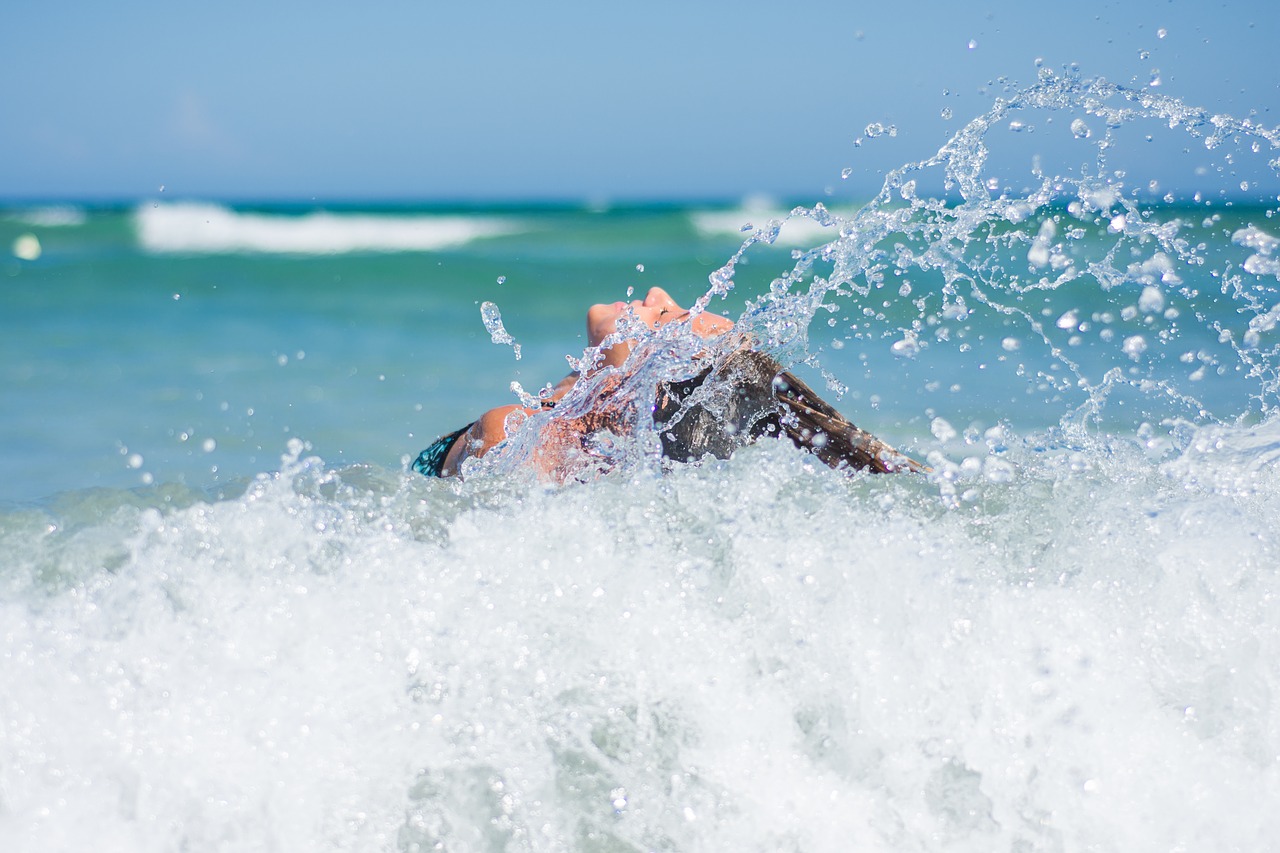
xmin=413 ymin=287 xmax=924 ymax=480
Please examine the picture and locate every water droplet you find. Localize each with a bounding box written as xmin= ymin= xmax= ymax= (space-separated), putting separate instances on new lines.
xmin=1157 ymin=27 xmax=1168 ymax=39
xmin=891 ymin=335 xmax=921 ymax=358
xmin=1138 ymin=50 xmax=1150 ymax=60
xmin=967 ymin=38 xmax=978 ymax=50
xmin=202 ymin=438 xmax=217 ymax=453
xmin=635 ymin=263 xmax=645 ymax=273
xmin=841 ymin=167 xmax=853 ymax=180
xmin=481 ymin=301 xmax=522 ymax=360
xmin=496 ymin=275 xmax=506 ymax=285
xmin=1139 ymin=286 xmax=1165 ymax=314
xmin=940 ymin=107 xmax=953 ymax=120
xmin=1070 ymin=118 xmax=1091 ymax=138
xmin=864 ymin=122 xmax=886 ymax=138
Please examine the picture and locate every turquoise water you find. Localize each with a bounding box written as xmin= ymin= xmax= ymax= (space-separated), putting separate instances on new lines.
xmin=4 ymin=197 xmax=1274 ymax=502
xmin=3 ymin=74 xmax=1280 ymax=851
xmin=2 ymin=202 xmax=765 ymax=501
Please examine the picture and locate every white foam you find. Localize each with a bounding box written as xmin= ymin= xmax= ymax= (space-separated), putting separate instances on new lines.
xmin=2 ymin=435 xmax=1278 ymax=851
xmin=7 ymin=205 xmax=88 ymax=227
xmin=690 ymin=201 xmax=845 ymax=247
xmin=135 ymin=202 xmax=523 ymax=254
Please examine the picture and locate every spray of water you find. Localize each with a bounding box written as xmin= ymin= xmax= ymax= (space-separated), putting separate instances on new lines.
xmin=5 ymin=70 xmax=1280 ymax=853
xmin=474 ymin=69 xmax=1280 ymax=485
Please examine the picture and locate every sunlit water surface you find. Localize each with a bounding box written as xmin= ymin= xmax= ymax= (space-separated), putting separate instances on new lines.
xmin=2 ymin=70 xmax=1280 ymax=851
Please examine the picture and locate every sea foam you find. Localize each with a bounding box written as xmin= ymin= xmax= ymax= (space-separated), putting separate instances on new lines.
xmin=5 ymin=67 xmax=1280 ymax=853
xmin=1 ymin=432 xmax=1278 ymax=852
xmin=135 ymin=202 xmax=524 ymax=255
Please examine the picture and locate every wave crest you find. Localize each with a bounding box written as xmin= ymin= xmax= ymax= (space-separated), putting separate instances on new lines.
xmin=135 ymin=202 xmax=523 ymax=255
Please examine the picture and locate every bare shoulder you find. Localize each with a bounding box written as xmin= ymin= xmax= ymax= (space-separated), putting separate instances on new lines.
xmin=441 ymin=404 xmax=527 ymax=476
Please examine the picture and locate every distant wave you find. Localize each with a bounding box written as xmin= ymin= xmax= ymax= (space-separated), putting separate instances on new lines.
xmin=6 ymin=205 xmax=88 ymax=227
xmin=689 ymin=198 xmax=845 ymax=246
xmin=135 ymin=202 xmax=523 ymax=254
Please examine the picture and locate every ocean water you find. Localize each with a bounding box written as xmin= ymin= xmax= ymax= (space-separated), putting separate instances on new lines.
xmin=3 ymin=71 xmax=1280 ymax=851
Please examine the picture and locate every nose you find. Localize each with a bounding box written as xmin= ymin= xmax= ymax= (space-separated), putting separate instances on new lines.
xmin=641 ymin=287 xmax=679 ymax=310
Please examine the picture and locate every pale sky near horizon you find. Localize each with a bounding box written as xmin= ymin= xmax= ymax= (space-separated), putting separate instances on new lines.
xmin=2 ymin=1 xmax=1277 ymax=202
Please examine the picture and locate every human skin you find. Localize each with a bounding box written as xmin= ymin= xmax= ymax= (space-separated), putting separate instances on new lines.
xmin=439 ymin=287 xmax=732 ymax=477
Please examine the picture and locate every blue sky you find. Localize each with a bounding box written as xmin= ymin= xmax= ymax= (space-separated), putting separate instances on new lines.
xmin=2 ymin=1 xmax=1277 ymax=202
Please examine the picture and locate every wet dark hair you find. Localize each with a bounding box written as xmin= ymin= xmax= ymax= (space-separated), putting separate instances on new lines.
xmin=654 ymin=349 xmax=925 ymax=474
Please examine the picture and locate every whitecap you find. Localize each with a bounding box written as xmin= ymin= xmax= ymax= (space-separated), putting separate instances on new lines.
xmin=134 ymin=202 xmax=524 ymax=254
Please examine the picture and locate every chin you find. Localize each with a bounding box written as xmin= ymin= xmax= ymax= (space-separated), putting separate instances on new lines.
xmin=586 ymin=303 xmax=624 ymax=343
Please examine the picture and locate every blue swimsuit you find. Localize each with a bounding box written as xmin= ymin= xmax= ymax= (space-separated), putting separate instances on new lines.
xmin=411 ymin=423 xmax=472 ymax=478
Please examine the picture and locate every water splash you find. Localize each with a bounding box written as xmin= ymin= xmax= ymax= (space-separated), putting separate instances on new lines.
xmin=480 ymin=301 xmax=522 ymax=361
xmin=7 ymin=70 xmax=1280 ymax=853
xmin=469 ymin=69 xmax=1280 ymax=487
xmin=726 ymin=69 xmax=1280 ymax=433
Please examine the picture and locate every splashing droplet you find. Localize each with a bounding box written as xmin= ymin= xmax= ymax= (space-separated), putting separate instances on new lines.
xmin=480 ymin=301 xmax=522 ymax=360
xmin=891 ymin=334 xmax=921 ymax=358
xmin=1123 ymin=335 xmax=1149 ymax=360
xmin=931 ymin=417 xmax=957 ymax=441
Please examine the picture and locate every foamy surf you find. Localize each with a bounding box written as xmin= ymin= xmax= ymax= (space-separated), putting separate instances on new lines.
xmin=689 ymin=198 xmax=850 ymax=247
xmin=4 ymin=63 xmax=1280 ymax=853
xmin=1 ymin=429 xmax=1277 ymax=852
xmin=5 ymin=205 xmax=88 ymax=228
xmin=135 ymin=202 xmax=525 ymax=254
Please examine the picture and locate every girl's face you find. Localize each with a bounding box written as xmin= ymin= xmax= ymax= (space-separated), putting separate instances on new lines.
xmin=586 ymin=287 xmax=732 ymax=368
